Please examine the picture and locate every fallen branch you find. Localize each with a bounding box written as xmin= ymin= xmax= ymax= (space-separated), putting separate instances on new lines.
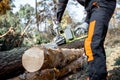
xmin=0 ymin=27 xmax=14 ymax=38
xmin=21 ymin=19 xmax=32 ymax=36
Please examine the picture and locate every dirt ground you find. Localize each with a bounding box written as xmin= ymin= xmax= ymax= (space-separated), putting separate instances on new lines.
xmin=105 ymin=27 xmax=120 ymax=80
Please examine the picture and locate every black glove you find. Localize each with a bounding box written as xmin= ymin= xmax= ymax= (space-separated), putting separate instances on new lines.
xmin=74 ymin=22 xmax=88 ymax=36
xmin=53 ymin=20 xmax=62 ymax=35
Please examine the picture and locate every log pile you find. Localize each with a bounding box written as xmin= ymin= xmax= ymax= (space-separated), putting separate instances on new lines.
xmin=0 ymin=40 xmax=87 ymax=80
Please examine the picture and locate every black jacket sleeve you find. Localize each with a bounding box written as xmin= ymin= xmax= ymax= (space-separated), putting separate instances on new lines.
xmin=57 ymin=0 xmax=69 ymax=22
xmin=76 ymin=0 xmax=85 ymax=6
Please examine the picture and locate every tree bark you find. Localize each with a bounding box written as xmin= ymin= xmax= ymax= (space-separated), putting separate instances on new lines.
xmin=59 ymin=39 xmax=84 ymax=49
xmin=42 ymin=47 xmax=84 ymax=69
xmin=0 ymin=47 xmax=29 ymax=79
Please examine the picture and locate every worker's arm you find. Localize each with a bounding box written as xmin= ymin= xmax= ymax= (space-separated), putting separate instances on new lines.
xmin=52 ymin=0 xmax=68 ymax=35
xmin=76 ymin=0 xmax=85 ymax=6
xmin=57 ymin=0 xmax=69 ymax=22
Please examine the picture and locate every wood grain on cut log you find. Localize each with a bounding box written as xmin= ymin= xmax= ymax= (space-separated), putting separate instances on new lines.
xmin=22 ymin=46 xmax=85 ymax=72
xmin=22 ymin=47 xmax=44 ymax=72
xmin=0 ymin=47 xmax=29 ymax=79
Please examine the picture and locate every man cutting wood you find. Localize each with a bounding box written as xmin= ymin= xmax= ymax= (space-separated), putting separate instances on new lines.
xmin=53 ymin=0 xmax=116 ymax=80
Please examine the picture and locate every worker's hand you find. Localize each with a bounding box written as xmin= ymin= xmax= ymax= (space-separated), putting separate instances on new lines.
xmin=74 ymin=22 xmax=88 ymax=36
xmin=53 ymin=20 xmax=62 ymax=35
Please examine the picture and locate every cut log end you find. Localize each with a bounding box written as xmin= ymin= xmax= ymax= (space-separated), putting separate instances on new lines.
xmin=22 ymin=47 xmax=44 ymax=72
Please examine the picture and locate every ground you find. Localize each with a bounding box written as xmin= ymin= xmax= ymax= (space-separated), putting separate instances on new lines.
xmin=105 ymin=27 xmax=120 ymax=80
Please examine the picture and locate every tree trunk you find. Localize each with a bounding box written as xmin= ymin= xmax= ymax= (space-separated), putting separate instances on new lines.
xmin=22 ymin=46 xmax=84 ymax=72
xmin=0 ymin=47 xmax=29 ymax=79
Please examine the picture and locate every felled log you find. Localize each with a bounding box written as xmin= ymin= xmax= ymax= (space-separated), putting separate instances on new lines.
xmin=56 ymin=56 xmax=86 ymax=78
xmin=59 ymin=39 xmax=84 ymax=49
xmin=0 ymin=46 xmax=84 ymax=79
xmin=0 ymin=47 xmax=29 ymax=79
xmin=22 ymin=46 xmax=84 ymax=72
xmin=21 ymin=56 xmax=86 ymax=80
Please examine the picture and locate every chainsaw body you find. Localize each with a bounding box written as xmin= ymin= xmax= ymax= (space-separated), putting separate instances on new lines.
xmin=55 ymin=25 xmax=87 ymax=46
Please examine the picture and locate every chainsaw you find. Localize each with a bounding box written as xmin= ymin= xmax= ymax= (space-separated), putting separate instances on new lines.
xmin=56 ymin=25 xmax=87 ymax=45
xmin=43 ymin=25 xmax=88 ymax=49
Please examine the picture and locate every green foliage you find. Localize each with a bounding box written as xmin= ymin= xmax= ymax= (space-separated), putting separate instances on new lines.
xmin=0 ymin=11 xmax=22 ymax=36
xmin=19 ymin=4 xmax=34 ymax=19
xmin=114 ymin=57 xmax=120 ymax=66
